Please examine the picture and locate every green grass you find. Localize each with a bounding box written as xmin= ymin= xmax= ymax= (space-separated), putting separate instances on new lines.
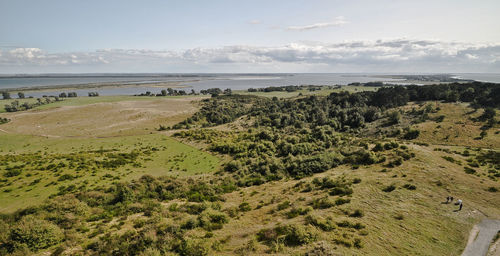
xmin=0 ymin=95 xmax=206 ymax=113
xmin=0 ymin=133 xmax=220 ymax=213
xmin=234 ymin=86 xmax=379 ymax=98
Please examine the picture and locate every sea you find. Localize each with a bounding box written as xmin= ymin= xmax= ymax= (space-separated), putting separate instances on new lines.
xmin=0 ymin=73 xmax=498 ymax=98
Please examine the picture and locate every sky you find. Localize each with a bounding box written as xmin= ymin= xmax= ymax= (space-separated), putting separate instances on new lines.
xmin=0 ymin=0 xmax=499 ymax=73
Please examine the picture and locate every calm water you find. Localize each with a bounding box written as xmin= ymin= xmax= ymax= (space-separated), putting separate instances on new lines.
xmin=0 ymin=73 xmax=498 ymax=98
xmin=451 ymin=73 xmax=500 ymax=83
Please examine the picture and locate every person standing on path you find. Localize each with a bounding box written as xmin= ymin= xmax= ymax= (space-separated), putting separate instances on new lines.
xmin=457 ymin=199 xmax=463 ymax=211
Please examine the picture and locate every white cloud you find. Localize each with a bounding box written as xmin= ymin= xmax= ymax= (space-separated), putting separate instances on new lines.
xmin=1 ymin=39 xmax=499 ymax=72
xmin=287 ymin=17 xmax=347 ymax=31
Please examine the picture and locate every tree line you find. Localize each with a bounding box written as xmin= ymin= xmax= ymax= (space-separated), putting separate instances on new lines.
xmin=4 ymin=97 xmax=64 ymax=112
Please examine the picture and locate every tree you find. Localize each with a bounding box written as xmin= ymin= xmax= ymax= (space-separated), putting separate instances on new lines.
xmin=167 ymin=88 xmax=174 ymax=96
xmin=161 ymin=89 xmax=167 ymax=96
xmin=17 ymin=92 xmax=25 ymax=99
xmin=2 ymin=92 xmax=11 ymax=100
xmin=460 ymin=87 xmax=475 ymax=102
xmin=479 ymin=107 xmax=496 ymax=121
xmin=445 ymin=90 xmax=459 ymax=102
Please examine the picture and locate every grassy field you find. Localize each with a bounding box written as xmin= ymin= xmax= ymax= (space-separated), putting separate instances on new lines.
xmin=414 ymin=102 xmax=500 ymax=148
xmin=0 ymin=95 xmax=207 ymax=113
xmin=0 ymin=95 xmax=219 ymax=213
xmin=235 ymin=85 xmax=379 ymax=98
xmin=0 ymin=96 xmax=206 ymax=137
xmin=0 ymin=133 xmax=220 ymax=213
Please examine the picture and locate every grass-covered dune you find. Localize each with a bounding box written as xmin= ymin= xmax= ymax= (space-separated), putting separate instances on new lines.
xmin=0 ymin=83 xmax=498 ymax=255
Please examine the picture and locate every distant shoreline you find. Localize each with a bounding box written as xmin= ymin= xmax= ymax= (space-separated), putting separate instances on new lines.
xmin=0 ymin=73 xmax=497 ymax=95
xmin=1 ymin=80 xmax=193 ymax=93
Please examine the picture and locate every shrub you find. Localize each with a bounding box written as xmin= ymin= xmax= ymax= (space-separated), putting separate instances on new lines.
xmin=177 ymin=239 xmax=211 ymax=256
xmin=387 ymin=158 xmax=403 ymax=167
xmin=435 ymin=115 xmax=445 ymax=122
xmin=286 ymin=207 xmax=312 ymax=219
xmin=372 ymin=143 xmax=384 ymax=152
xmin=464 ymin=167 xmax=476 ymax=174
xmin=387 ymin=111 xmax=401 ymax=125
xmin=311 ymin=197 xmax=335 ymax=209
xmin=57 ymin=174 xmax=75 ymax=181
xmin=403 ymin=129 xmax=420 ymax=140
xmin=336 ymin=220 xmax=365 ymax=230
xmin=384 ymin=142 xmax=399 ymax=150
xmin=181 ymin=218 xmax=198 ymax=230
xmin=4 ymin=169 xmax=21 ymax=177
xmin=333 ymin=237 xmax=352 ymax=248
xmin=335 ymin=198 xmax=351 ymax=206
xmin=306 ymin=241 xmax=336 ymax=256
xmin=257 ymin=224 xmax=318 ymax=246
xmin=349 ymin=209 xmax=364 ymax=218
xmin=0 ymin=117 xmax=10 ymax=125
xmin=479 ymin=130 xmax=487 ymax=139
xmin=353 ymin=238 xmax=362 ymax=248
xmin=329 ymin=186 xmax=353 ymax=196
xmin=9 ymin=215 xmax=64 ymax=251
xmin=138 ymin=248 xmax=162 ymax=256
xmin=442 ymin=156 xmax=457 ymax=163
xmin=305 ymin=215 xmax=336 ymax=231
xmin=235 ymin=238 xmax=258 ymax=255
xmin=197 ymin=210 xmax=228 ymax=231
xmin=278 ymin=224 xmax=318 ymax=246
xmin=487 ymin=187 xmax=498 ymax=192
xmin=238 ymin=202 xmax=252 ymax=212
xmin=382 ymin=184 xmax=396 ymax=192
xmin=402 ymin=184 xmax=416 ymax=190
xmin=276 ymin=200 xmax=291 ymax=211
xmin=394 ymin=214 xmax=404 ymax=220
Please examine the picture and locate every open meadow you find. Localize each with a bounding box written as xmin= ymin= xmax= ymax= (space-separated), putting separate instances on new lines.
xmin=0 ymin=95 xmax=220 ymax=213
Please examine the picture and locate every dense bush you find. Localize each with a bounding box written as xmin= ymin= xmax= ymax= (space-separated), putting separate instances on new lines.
xmin=305 ymin=214 xmax=336 ymax=231
xmin=382 ymin=184 xmax=396 ymax=192
xmin=7 ymin=216 xmax=64 ymax=251
xmin=197 ymin=210 xmax=228 ymax=231
xmin=257 ymin=224 xmax=318 ymax=246
xmin=403 ymin=129 xmax=420 ymax=140
xmin=4 ymin=96 xmax=63 ymax=112
xmin=177 ymin=239 xmax=211 ymax=256
xmin=0 ymin=117 xmax=10 ymax=125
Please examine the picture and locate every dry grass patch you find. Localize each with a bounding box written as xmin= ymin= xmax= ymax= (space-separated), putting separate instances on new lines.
xmin=1 ymin=97 xmax=202 ymax=137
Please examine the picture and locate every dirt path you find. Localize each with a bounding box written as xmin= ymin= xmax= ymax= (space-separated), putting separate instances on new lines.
xmin=462 ymin=219 xmax=500 ymax=256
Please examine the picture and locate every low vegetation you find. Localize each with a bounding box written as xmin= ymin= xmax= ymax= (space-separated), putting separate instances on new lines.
xmin=0 ymin=82 xmax=498 ymax=255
